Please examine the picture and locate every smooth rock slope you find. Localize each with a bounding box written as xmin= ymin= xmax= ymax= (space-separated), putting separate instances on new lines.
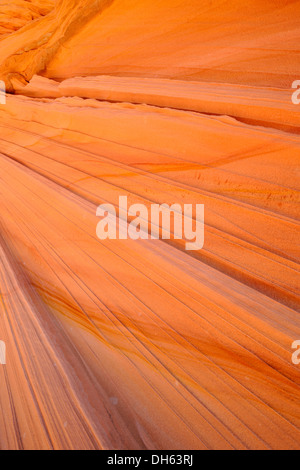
xmin=0 ymin=0 xmax=299 ymax=450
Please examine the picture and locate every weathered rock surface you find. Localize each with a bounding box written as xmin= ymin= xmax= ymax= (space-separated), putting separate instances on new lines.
xmin=0 ymin=0 xmax=299 ymax=451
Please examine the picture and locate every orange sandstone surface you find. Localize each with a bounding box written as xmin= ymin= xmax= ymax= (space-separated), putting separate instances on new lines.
xmin=0 ymin=0 xmax=299 ymax=450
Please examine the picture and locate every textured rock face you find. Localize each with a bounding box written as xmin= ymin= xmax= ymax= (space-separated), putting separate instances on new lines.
xmin=0 ymin=0 xmax=113 ymax=91
xmin=0 ymin=1 xmax=54 ymax=38
xmin=1 ymin=0 xmax=300 ymax=89
xmin=44 ymin=0 xmax=300 ymax=87
xmin=0 ymin=0 xmax=300 ymax=451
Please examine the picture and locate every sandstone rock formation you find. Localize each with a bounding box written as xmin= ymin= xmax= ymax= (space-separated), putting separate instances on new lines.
xmin=0 ymin=1 xmax=54 ymax=38
xmin=0 ymin=0 xmax=299 ymax=450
